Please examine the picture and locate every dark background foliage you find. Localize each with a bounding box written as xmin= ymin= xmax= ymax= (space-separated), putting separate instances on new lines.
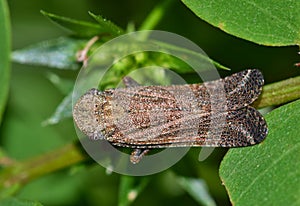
xmin=1 ymin=0 xmax=299 ymax=205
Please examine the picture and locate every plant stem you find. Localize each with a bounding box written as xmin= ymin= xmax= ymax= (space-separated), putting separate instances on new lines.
xmin=0 ymin=0 xmax=11 ymax=125
xmin=139 ymin=0 xmax=172 ymax=31
xmin=0 ymin=143 xmax=86 ymax=197
xmin=253 ymin=75 xmax=300 ymax=108
xmin=0 ymin=74 xmax=299 ymax=196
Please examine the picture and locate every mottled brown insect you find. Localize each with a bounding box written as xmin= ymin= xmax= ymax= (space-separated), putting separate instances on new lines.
xmin=73 ymin=69 xmax=268 ymax=163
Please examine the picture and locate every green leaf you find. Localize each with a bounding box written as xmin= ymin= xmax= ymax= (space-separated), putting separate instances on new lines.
xmin=0 ymin=0 xmax=11 ymax=124
xmin=118 ymin=176 xmax=149 ymax=206
xmin=41 ymin=10 xmax=104 ymax=38
xmin=12 ymin=37 xmax=86 ymax=70
xmin=0 ymin=197 xmax=43 ymax=206
xmin=182 ymin=0 xmax=300 ymax=46
xmin=43 ymin=92 xmax=72 ymax=125
xmin=138 ymin=0 xmax=173 ymax=30
xmin=220 ymin=99 xmax=300 ymax=205
xmin=45 ymin=72 xmax=74 ymax=95
xmin=177 ymin=176 xmax=216 ymax=206
xmin=88 ymin=12 xmax=124 ymax=36
xmin=41 ymin=10 xmax=124 ymax=38
xmin=153 ymin=40 xmax=230 ymax=71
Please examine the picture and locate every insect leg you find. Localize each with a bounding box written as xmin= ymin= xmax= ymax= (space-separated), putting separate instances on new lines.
xmin=130 ymin=149 xmax=150 ymax=164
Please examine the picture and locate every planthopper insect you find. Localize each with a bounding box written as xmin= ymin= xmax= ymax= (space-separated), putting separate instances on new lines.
xmin=73 ymin=69 xmax=268 ymax=164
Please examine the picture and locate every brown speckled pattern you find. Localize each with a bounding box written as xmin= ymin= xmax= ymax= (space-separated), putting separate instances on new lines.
xmin=73 ymin=69 xmax=268 ymax=148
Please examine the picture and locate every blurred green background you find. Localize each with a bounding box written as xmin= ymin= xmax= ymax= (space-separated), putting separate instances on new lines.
xmin=1 ymin=0 xmax=299 ymax=205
